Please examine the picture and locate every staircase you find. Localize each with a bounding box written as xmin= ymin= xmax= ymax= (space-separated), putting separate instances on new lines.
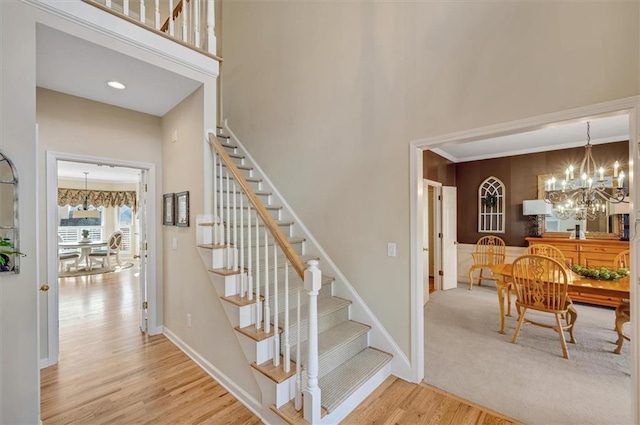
xmin=195 ymin=126 xmax=393 ymax=423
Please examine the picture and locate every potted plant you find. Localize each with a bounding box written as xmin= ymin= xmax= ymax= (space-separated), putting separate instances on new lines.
xmin=81 ymin=229 xmax=90 ymax=242
xmin=0 ymin=238 xmax=25 ymax=272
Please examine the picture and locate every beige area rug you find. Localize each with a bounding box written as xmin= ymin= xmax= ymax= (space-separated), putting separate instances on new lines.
xmin=58 ymin=262 xmax=135 ymax=278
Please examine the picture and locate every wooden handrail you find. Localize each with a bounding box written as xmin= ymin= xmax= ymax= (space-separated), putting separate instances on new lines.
xmin=81 ymin=0 xmax=222 ymax=63
xmin=160 ymin=0 xmax=187 ymax=33
xmin=209 ymin=133 xmax=306 ymax=279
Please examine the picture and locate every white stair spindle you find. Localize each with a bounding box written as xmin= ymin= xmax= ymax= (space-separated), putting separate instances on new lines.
xmin=168 ymin=0 xmax=175 ymax=35
xmin=239 ymin=193 xmax=245 ymax=297
xmin=264 ymin=229 xmax=270 ymax=334
xmin=303 ymin=260 xmax=322 ymax=423
xmin=193 ymin=0 xmax=200 ymax=48
xmin=283 ymin=262 xmax=290 ymax=373
xmin=226 ymin=170 xmax=231 ymax=269
xmin=273 ymin=245 xmax=279 ymax=367
xmin=233 ymin=182 xmax=238 ymax=272
xmin=218 ymin=159 xmax=224 ymax=244
xmin=181 ymin=0 xmax=188 ymax=42
xmin=247 ymin=203 xmax=253 ymax=301
xmin=255 ymin=212 xmax=261 ymax=329
xmin=294 ymin=287 xmax=302 ymax=411
xmin=154 ymin=0 xmax=160 ymax=29
xmin=206 ymin=0 xmax=215 ymax=54
xmin=123 ymin=0 xmax=129 ymax=16
xmin=213 ymin=152 xmax=217 ymax=245
xmin=139 ymin=0 xmax=145 ymax=23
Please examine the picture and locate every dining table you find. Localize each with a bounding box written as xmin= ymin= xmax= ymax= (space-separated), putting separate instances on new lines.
xmin=59 ymin=240 xmax=108 ymax=270
xmin=491 ymin=262 xmax=630 ymax=353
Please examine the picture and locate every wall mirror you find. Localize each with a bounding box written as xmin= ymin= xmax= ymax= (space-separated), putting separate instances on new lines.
xmin=537 ymin=173 xmax=628 ymax=238
xmin=0 ymin=150 xmax=21 ymax=274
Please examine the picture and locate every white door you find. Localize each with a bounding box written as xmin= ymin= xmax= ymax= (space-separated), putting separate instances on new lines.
xmin=423 ymin=180 xmax=430 ymax=303
xmin=138 ymin=170 xmax=148 ymax=333
xmin=441 ymin=186 xmax=458 ymax=290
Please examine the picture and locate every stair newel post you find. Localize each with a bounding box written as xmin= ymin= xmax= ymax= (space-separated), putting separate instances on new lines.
xmin=123 ymin=0 xmax=129 ymax=16
xmin=255 ymin=212 xmax=261 ymax=329
xmin=139 ymin=0 xmax=145 ymax=23
xmin=232 ymin=182 xmax=238 ymax=272
xmin=239 ymin=192 xmax=245 ymax=297
xmin=168 ymin=0 xmax=175 ymax=35
xmin=283 ymin=262 xmax=290 ymax=373
xmin=247 ymin=203 xmax=253 ymax=301
xmin=295 ymin=286 xmax=302 ymax=411
xmin=212 ymin=151 xmax=217 ymax=245
xmin=273 ymin=245 xmax=280 ymax=367
xmin=303 ymin=260 xmax=322 ymax=423
xmin=263 ymin=229 xmax=271 ymax=334
xmin=225 ymin=170 xmax=231 ymax=269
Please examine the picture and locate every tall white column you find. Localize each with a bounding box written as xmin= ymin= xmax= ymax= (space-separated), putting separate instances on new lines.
xmin=303 ymin=260 xmax=322 ymax=423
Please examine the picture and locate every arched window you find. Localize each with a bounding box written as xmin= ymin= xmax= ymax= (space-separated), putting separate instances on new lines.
xmin=478 ymin=176 xmax=505 ymax=233
xmin=0 ymin=150 xmax=21 ymax=274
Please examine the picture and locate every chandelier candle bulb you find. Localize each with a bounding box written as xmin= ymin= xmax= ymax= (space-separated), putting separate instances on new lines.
xmin=599 ymin=167 xmax=604 ymax=181
xmin=614 ymin=161 xmax=619 ymax=177
xmin=618 ymin=171 xmax=625 ymax=188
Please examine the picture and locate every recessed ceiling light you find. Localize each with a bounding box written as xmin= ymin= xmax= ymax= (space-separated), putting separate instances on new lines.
xmin=107 ymin=81 xmax=126 ymax=90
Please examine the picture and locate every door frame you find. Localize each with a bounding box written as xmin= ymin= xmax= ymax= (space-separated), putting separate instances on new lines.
xmin=409 ymin=97 xmax=639 ymax=423
xmin=424 ymin=179 xmax=442 ymax=292
xmin=43 ymin=151 xmax=159 ymax=367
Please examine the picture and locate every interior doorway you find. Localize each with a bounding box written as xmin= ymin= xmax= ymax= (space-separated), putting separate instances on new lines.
xmin=44 ymin=151 xmax=158 ymax=367
xmin=410 ymin=98 xmax=639 ymax=423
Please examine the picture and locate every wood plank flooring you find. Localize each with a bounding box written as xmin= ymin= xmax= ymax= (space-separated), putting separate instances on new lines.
xmin=41 ymin=262 xmax=519 ymax=424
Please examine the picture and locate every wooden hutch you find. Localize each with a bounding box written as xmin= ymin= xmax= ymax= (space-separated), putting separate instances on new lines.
xmin=526 ymin=235 xmax=629 ymax=307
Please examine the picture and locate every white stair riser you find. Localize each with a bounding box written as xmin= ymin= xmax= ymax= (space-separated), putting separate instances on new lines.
xmin=221 ymin=302 xmax=254 ymax=328
xmin=252 ymin=370 xmax=297 ymax=409
xmin=237 ymin=331 xmax=273 ymax=365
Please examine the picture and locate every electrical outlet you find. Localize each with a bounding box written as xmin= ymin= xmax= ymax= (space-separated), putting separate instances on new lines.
xmin=172 ymin=238 xmax=178 ymax=250
xmin=387 ymin=242 xmax=397 ymax=257
xmin=186 ymin=313 xmax=192 ymax=328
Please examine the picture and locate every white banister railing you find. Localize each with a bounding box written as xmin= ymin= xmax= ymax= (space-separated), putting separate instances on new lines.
xmin=209 ymin=133 xmax=321 ymax=422
xmin=82 ymin=0 xmax=220 ymax=58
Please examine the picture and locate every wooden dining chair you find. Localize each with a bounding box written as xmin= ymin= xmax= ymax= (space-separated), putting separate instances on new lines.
xmin=468 ymin=236 xmax=506 ymax=290
xmin=510 ymin=254 xmax=577 ymax=359
xmin=612 ymin=249 xmax=630 ymax=354
xmin=523 ymin=244 xmax=566 ymax=265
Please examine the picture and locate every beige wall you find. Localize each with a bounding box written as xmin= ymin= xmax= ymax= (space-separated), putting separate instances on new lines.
xmin=222 ymin=2 xmax=639 ymax=358
xmin=161 ymin=86 xmax=260 ymax=402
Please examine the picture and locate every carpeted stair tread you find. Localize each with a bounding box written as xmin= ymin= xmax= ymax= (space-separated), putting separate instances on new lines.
xmin=291 ymin=320 xmax=370 ymax=367
xmin=318 ymin=348 xmax=392 ymax=413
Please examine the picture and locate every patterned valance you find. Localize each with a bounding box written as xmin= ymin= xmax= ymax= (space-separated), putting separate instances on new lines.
xmin=58 ymin=188 xmax=137 ymax=212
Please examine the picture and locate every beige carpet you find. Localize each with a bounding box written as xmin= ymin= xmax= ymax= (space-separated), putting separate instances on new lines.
xmin=424 ymin=283 xmax=631 ymax=425
xmin=59 ymin=262 xmax=135 ymax=278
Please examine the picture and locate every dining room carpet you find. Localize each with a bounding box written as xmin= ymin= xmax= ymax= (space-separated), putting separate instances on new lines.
xmin=424 ymin=283 xmax=631 ymax=425
xmin=59 ymin=261 xmax=134 ymax=278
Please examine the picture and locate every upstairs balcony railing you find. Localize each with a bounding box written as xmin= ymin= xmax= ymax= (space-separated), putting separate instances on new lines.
xmin=82 ymin=0 xmax=220 ymax=60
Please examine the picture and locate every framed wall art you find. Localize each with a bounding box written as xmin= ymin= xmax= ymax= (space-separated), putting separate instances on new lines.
xmin=176 ymin=191 xmax=189 ymax=227
xmin=163 ymin=193 xmax=175 ymax=226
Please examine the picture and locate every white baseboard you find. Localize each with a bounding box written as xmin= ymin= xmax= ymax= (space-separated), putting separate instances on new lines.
xmin=40 ymin=357 xmax=53 ymax=369
xmin=162 ymin=327 xmax=264 ymax=421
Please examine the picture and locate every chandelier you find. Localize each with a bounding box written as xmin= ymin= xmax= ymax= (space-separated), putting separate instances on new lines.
xmin=543 ymin=122 xmax=626 ymax=221
xmin=72 ymin=172 xmax=100 ymax=219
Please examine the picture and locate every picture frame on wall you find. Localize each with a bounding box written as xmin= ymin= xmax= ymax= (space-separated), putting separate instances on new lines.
xmin=176 ymin=191 xmax=189 ymax=227
xmin=163 ymin=193 xmax=175 ymax=226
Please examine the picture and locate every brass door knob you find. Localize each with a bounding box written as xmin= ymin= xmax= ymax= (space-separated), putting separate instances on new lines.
xmin=40 ymin=284 xmax=50 ymax=292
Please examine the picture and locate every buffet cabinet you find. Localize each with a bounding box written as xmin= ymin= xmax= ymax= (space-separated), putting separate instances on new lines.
xmin=525 ymin=237 xmax=629 ymax=307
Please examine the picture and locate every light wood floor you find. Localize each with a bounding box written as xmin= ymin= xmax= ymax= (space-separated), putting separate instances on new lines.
xmin=41 ymin=262 xmax=519 ymax=424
